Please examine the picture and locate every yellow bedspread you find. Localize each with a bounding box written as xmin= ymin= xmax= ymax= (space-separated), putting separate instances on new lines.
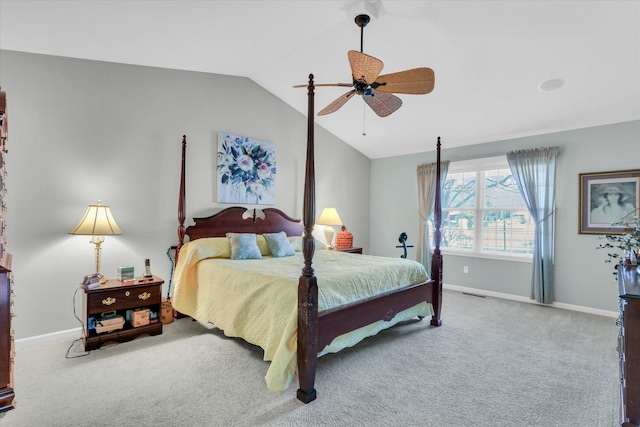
xmin=171 ymin=238 xmax=432 ymax=391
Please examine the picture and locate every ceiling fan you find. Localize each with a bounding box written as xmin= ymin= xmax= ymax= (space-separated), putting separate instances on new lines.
xmin=296 ymin=14 xmax=435 ymax=118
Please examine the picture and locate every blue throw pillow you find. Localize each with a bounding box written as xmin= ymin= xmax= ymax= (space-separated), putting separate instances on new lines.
xmin=226 ymin=233 xmax=262 ymax=260
xmin=263 ymin=231 xmax=295 ymax=257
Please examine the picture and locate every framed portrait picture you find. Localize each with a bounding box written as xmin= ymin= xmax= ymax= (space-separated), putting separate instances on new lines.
xmin=579 ymin=169 xmax=640 ymax=234
xmin=216 ymin=132 xmax=276 ymax=205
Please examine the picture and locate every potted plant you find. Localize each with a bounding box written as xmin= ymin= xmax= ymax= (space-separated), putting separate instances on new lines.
xmin=597 ymin=212 xmax=640 ymax=275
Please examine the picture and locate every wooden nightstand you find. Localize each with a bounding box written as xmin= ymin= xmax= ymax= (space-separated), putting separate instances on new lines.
xmin=82 ymin=276 xmax=164 ymax=350
xmin=335 ymin=247 xmax=363 ymax=254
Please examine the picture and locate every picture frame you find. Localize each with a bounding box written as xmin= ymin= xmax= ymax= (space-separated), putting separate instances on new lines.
xmin=216 ymin=132 xmax=276 ymax=205
xmin=579 ymin=169 xmax=640 ymax=234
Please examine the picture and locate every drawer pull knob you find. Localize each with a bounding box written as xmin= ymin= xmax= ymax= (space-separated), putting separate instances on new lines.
xmin=102 ymin=297 xmax=116 ymax=306
xmin=139 ymin=292 xmax=151 ymax=300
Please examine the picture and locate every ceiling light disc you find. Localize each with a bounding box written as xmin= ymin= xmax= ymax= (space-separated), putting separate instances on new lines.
xmin=538 ymin=78 xmax=565 ymax=92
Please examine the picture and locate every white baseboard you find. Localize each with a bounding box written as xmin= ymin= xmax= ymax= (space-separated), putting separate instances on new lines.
xmin=15 ymin=327 xmax=81 ymax=347
xmin=443 ymin=283 xmax=618 ymax=318
xmin=14 ymin=286 xmax=617 ymax=346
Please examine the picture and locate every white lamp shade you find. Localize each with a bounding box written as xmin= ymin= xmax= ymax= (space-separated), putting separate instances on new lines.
xmin=69 ymin=202 xmax=122 ymax=236
xmin=317 ymin=207 xmax=343 ymax=226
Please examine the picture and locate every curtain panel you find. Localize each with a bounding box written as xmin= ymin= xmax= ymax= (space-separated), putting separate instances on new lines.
xmin=507 ymin=146 xmax=559 ymax=304
xmin=417 ymin=161 xmax=449 ymax=273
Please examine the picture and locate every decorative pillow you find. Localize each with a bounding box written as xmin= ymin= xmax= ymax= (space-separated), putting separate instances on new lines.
xmin=226 ymin=233 xmax=262 ymax=260
xmin=182 ymin=237 xmax=231 ymax=258
xmin=289 ymin=236 xmax=303 ymax=252
xmin=263 ymin=232 xmax=295 ymax=257
xmin=288 ymin=235 xmax=326 ymax=252
xmin=256 ymin=235 xmax=270 ymax=256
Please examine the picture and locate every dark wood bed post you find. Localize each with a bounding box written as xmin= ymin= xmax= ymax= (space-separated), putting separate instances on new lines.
xmin=430 ymin=136 xmax=443 ymax=327
xmin=297 ymin=74 xmax=319 ymax=404
xmin=176 ymin=135 xmax=187 ymax=260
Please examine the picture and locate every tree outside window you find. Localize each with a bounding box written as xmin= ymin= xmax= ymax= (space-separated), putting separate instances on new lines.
xmin=430 ymin=166 xmax=534 ymax=258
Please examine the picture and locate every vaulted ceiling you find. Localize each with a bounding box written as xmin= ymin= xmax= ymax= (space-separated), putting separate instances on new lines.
xmin=1 ymin=1 xmax=639 ymax=158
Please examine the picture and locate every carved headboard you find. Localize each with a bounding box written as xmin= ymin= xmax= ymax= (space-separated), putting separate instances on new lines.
xmin=185 ymin=207 xmax=305 ymax=241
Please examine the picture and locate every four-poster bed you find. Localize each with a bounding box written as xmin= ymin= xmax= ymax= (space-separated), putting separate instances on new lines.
xmin=172 ymin=75 xmax=443 ymax=403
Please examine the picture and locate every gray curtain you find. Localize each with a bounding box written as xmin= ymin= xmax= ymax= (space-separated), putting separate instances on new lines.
xmin=507 ymin=147 xmax=559 ymax=304
xmin=417 ymin=161 xmax=449 ymax=273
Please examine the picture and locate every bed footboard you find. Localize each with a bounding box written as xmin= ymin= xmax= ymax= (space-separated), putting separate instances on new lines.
xmin=318 ymin=279 xmax=440 ymax=350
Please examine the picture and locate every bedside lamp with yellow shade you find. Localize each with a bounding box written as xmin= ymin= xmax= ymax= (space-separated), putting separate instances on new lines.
xmin=69 ymin=201 xmax=122 ymax=283
xmin=317 ymin=207 xmax=342 ymax=249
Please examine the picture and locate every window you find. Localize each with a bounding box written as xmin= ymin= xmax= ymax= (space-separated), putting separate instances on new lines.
xmin=432 ymin=156 xmax=534 ymax=259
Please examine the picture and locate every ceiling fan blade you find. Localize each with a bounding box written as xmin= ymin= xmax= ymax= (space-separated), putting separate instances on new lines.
xmin=318 ymin=90 xmax=356 ymax=116
xmin=362 ymin=90 xmax=402 ymax=117
xmin=348 ymin=50 xmax=383 ymax=84
xmin=293 ymin=83 xmax=353 ymax=88
xmin=372 ymin=68 xmax=435 ymax=94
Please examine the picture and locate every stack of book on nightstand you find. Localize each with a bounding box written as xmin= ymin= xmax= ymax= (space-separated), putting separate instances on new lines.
xmin=82 ymin=273 xmax=101 ymax=290
xmin=117 ymin=266 xmax=135 ymax=284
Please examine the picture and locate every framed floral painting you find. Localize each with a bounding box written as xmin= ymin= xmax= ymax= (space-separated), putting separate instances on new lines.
xmin=579 ymin=169 xmax=640 ymax=234
xmin=217 ymin=132 xmax=276 ymax=205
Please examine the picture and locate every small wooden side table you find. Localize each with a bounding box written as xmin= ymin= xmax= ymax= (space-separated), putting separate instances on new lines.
xmin=335 ymin=247 xmax=363 ymax=254
xmin=82 ymin=276 xmax=164 ymax=350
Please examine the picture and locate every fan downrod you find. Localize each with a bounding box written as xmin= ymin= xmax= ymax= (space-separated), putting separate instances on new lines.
xmin=355 ymin=14 xmax=370 ymax=53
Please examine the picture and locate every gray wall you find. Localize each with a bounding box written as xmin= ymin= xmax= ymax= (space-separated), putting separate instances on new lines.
xmin=0 ymin=50 xmax=371 ymax=339
xmin=2 ymin=48 xmax=635 ymax=338
xmin=370 ymin=120 xmax=640 ymax=313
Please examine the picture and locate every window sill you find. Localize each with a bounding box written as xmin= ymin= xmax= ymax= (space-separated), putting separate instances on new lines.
xmin=440 ymin=248 xmax=533 ymax=263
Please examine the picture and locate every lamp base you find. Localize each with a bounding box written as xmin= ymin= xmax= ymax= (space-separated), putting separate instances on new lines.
xmin=90 ymin=236 xmax=106 ymax=282
xmin=324 ymin=227 xmax=335 ymax=250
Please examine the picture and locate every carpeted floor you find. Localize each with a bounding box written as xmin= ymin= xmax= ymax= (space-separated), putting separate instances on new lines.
xmin=0 ymin=290 xmax=619 ymax=426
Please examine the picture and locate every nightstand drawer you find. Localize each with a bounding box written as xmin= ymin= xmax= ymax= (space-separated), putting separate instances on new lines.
xmin=86 ymin=285 xmax=161 ymax=314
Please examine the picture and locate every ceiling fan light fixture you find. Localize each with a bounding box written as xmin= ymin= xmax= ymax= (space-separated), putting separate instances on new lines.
xmin=538 ymin=78 xmax=565 ymax=92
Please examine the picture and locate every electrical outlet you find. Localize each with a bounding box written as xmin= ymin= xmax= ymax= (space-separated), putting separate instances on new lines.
xmin=463 ymin=266 xmax=469 ymax=274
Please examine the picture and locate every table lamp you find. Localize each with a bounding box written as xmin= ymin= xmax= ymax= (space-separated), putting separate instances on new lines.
xmin=69 ymin=201 xmax=122 ymax=282
xmin=317 ymin=207 xmax=342 ymax=249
